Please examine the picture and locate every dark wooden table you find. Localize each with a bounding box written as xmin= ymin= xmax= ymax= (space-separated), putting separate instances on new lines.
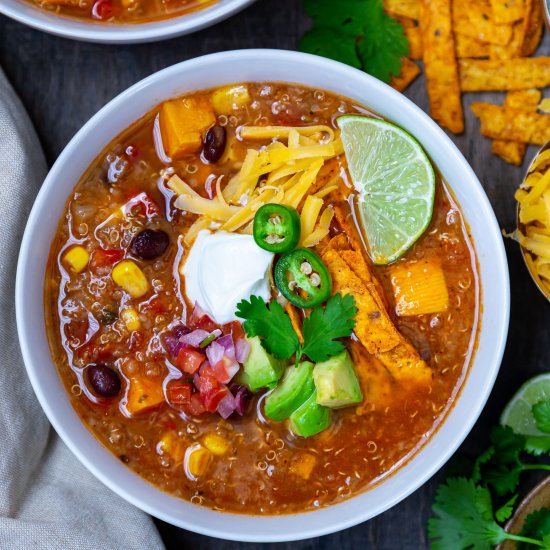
xmin=1 ymin=2 xmax=549 ymax=548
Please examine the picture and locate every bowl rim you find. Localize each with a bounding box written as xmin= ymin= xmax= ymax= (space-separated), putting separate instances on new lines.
xmin=0 ymin=0 xmax=256 ymax=43
xmin=15 ymin=49 xmax=510 ymax=542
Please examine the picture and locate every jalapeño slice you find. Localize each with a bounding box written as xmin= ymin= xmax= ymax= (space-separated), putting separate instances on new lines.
xmin=275 ymin=248 xmax=331 ymax=308
xmin=253 ymin=204 xmax=301 ymax=254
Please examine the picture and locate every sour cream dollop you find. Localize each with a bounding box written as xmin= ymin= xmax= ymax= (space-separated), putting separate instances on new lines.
xmin=182 ymin=230 xmax=274 ymax=325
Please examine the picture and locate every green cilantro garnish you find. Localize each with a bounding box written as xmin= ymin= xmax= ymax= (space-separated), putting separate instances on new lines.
xmin=533 ymin=400 xmax=550 ymax=434
xmin=235 ymin=295 xmax=299 ymax=360
xmin=519 ymin=509 xmax=550 ymax=550
xmin=299 ymin=0 xmax=409 ymax=83
xmin=235 ymin=293 xmax=357 ymax=364
xmin=428 ymin=478 xmax=550 ymax=549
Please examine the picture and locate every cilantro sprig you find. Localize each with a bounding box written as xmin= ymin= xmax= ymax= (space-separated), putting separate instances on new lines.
xmin=299 ymin=0 xmax=409 ymax=84
xmin=429 ymin=423 xmax=550 ymax=549
xmin=235 ymin=293 xmax=357 ymax=365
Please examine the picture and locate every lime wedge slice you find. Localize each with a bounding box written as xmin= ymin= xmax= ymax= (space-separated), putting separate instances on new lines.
xmin=337 ymin=116 xmax=436 ymax=265
xmin=501 ymin=374 xmax=550 ymax=436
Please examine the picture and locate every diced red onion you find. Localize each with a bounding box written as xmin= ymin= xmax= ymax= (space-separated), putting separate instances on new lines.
xmin=217 ymin=391 xmax=237 ymax=419
xmin=235 ymin=338 xmax=250 ymax=363
xmin=206 ymin=340 xmax=225 ymax=366
xmin=216 ymin=334 xmax=235 ymax=360
xmin=225 ymin=362 xmax=240 ymax=382
xmin=164 ymin=325 xmax=190 ymax=357
xmin=180 ymin=329 xmax=210 ymax=348
xmin=230 ymin=384 xmax=252 ymax=416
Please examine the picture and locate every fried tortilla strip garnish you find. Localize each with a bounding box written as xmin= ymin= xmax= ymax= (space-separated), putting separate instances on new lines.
xmin=521 ymin=0 xmax=544 ymax=56
xmin=455 ymin=34 xmax=491 ymax=59
xmin=420 ymin=0 xmax=464 ymax=133
xmin=391 ymin=58 xmax=421 ymax=92
xmin=349 ymin=342 xmax=396 ymax=412
xmin=492 ymin=90 xmax=542 ymax=165
xmin=471 ymin=102 xmax=550 ymax=145
xmin=285 ymin=302 xmax=304 ymax=344
xmin=383 ymin=0 xmax=419 ymax=20
xmin=460 ymin=58 xmax=550 ymax=91
xmin=452 ymin=0 xmax=513 ymax=46
xmin=322 ymin=247 xmax=432 ymax=383
xmin=490 ymin=0 xmax=525 ymax=23
xmin=403 ymin=24 xmax=423 ymax=59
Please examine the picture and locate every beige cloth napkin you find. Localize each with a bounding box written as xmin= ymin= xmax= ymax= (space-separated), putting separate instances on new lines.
xmin=0 ymin=68 xmax=165 ymax=549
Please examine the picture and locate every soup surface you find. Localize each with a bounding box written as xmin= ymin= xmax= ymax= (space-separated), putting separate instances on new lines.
xmin=45 ymin=82 xmax=480 ymax=514
xmin=27 ymin=0 xmax=217 ymax=24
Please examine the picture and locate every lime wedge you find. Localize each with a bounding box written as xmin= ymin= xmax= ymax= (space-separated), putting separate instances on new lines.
xmin=337 ymin=116 xmax=435 ymax=265
xmin=501 ymin=374 xmax=550 ymax=436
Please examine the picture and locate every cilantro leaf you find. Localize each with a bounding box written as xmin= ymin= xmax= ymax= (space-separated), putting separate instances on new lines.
xmin=519 ymin=509 xmax=550 ymax=550
xmin=495 ymin=494 xmax=519 ymax=523
xmin=299 ymin=0 xmax=409 ymax=84
xmin=235 ymin=296 xmax=299 ymax=359
xmin=428 ymin=477 xmax=507 ymax=550
xmin=300 ymin=293 xmax=357 ymax=363
xmin=525 ymin=436 xmax=550 ymax=456
xmin=356 ymin=1 xmax=410 ymax=82
xmin=533 ymin=400 xmax=550 ymax=434
xmin=474 ymin=426 xmax=526 ymax=496
xmin=300 ymin=27 xmax=361 ymax=69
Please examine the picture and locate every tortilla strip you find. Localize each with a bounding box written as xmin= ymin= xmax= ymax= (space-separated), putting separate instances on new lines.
xmin=460 ymin=58 xmax=550 ymax=91
xmin=404 ymin=25 xmax=423 ymax=59
xmin=322 ymin=246 xmax=431 ymax=383
xmin=492 ymin=90 xmax=542 ymax=165
xmin=420 ymin=0 xmax=464 ymax=133
xmin=490 ymin=0 xmax=525 ymax=23
xmin=383 ymin=0 xmax=419 ymax=20
xmin=489 ymin=20 xmax=525 ymax=60
xmin=285 ymin=303 xmax=304 ymax=344
xmin=349 ymin=342 xmax=396 ymax=412
xmin=521 ymin=0 xmax=544 ymax=56
xmin=452 ymin=0 xmax=513 ymax=46
xmin=391 ymin=58 xmax=421 ymax=92
xmin=455 ymin=33 xmax=491 ymax=59
xmin=471 ymin=103 xmax=550 ymax=145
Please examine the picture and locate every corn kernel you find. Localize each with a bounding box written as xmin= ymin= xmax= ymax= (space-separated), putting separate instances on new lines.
xmin=157 ymin=432 xmax=184 ymax=464
xmin=211 ymin=85 xmax=250 ymax=115
xmin=62 ymin=246 xmax=89 ymax=273
xmin=201 ymin=433 xmax=230 ymax=456
xmin=111 ymin=260 xmax=149 ymax=298
xmin=185 ymin=444 xmax=211 ymax=479
xmin=120 ymin=308 xmax=141 ymax=331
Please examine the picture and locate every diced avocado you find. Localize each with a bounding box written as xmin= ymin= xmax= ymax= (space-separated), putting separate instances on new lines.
xmin=264 ymin=362 xmax=315 ymax=421
xmin=237 ymin=336 xmax=286 ymax=392
xmin=289 ymin=390 xmax=331 ymax=438
xmin=313 ymin=350 xmax=363 ymax=409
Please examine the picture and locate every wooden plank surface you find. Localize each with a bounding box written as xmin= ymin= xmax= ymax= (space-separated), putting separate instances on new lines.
xmin=0 ymin=1 xmax=549 ymax=548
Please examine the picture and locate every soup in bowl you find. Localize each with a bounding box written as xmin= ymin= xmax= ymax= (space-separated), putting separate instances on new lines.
xmin=16 ymin=50 xmax=509 ymax=541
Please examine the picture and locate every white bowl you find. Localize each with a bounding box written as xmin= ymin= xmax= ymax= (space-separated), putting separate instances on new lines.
xmin=16 ymin=49 xmax=510 ymax=542
xmin=0 ymin=0 xmax=255 ymax=43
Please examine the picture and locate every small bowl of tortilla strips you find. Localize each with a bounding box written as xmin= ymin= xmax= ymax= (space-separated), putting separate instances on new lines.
xmin=382 ymin=0 xmax=549 ymax=166
xmin=512 ymin=141 xmax=550 ymax=300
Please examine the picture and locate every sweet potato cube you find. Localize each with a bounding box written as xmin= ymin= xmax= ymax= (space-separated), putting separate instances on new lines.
xmin=126 ymin=375 xmax=165 ymax=415
xmin=290 ymin=453 xmax=317 ymax=480
xmin=160 ymin=97 xmax=215 ymax=159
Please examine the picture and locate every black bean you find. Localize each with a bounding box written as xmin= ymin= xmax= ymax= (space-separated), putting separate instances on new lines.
xmin=86 ymin=363 xmax=121 ymax=398
xmin=130 ymin=229 xmax=169 ymax=260
xmin=203 ymin=125 xmax=226 ymax=163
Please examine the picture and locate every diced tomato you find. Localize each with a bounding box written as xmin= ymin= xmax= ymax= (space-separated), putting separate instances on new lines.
xmin=189 ymin=309 xmax=217 ymax=332
xmin=168 ymin=383 xmax=193 ymax=405
xmin=92 ymin=0 xmax=117 ymax=19
xmin=64 ymin=317 xmax=89 ymax=344
xmin=194 ymin=366 xmax=219 ymax=394
xmin=186 ymin=392 xmax=206 ymax=416
xmin=211 ymin=357 xmax=239 ymax=384
xmin=201 ymin=385 xmax=228 ymax=413
xmin=123 ymin=191 xmax=161 ymax=219
xmin=163 ymin=419 xmax=177 ymax=430
xmin=90 ymin=248 xmax=123 ymax=269
xmin=223 ymin=321 xmax=245 ymax=341
xmin=176 ymin=348 xmax=205 ymax=375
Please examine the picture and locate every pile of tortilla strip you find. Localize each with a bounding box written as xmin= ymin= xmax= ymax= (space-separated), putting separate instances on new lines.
xmin=384 ymin=0 xmax=550 ymax=166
